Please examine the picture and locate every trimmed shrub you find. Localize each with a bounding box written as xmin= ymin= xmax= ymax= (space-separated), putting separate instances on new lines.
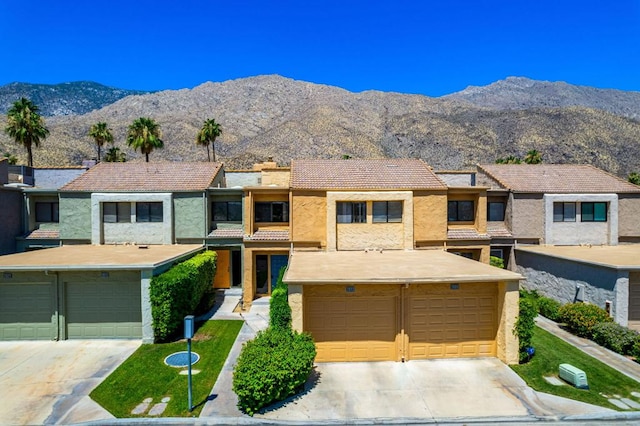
xmin=269 ymin=266 xmax=291 ymax=331
xmin=233 ymin=328 xmax=316 ymax=416
xmin=490 ymin=256 xmax=505 ymax=269
xmin=514 ymin=296 xmax=537 ymax=363
xmin=537 ymin=296 xmax=562 ymax=322
xmin=591 ymin=322 xmax=639 ymax=355
xmin=150 ymin=251 xmax=217 ymax=341
xmin=631 ymin=339 xmax=640 ymax=361
xmin=558 ymin=302 xmax=613 ymax=338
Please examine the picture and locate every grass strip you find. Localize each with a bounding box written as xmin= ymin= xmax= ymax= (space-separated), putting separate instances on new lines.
xmin=511 ymin=326 xmax=640 ymax=410
xmin=91 ymin=319 xmax=243 ymax=418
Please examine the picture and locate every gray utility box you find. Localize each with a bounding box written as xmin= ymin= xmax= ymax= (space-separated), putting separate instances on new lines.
xmin=559 ymin=363 xmax=589 ymax=389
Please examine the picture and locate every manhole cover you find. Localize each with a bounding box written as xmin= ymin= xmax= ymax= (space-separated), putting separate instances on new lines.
xmin=164 ymin=351 xmax=200 ymax=368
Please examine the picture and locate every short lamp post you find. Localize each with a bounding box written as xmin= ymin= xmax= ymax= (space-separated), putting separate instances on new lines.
xmin=184 ymin=315 xmax=195 ymax=412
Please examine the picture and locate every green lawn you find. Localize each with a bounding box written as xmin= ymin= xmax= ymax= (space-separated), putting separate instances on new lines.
xmin=511 ymin=326 xmax=640 ymax=410
xmin=90 ymin=319 xmax=243 ymax=418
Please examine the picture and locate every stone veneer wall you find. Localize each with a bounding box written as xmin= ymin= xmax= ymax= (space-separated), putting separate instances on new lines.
xmin=515 ymin=249 xmax=628 ymax=325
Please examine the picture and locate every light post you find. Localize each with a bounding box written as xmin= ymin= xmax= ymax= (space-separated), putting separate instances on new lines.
xmin=184 ymin=315 xmax=195 ymax=412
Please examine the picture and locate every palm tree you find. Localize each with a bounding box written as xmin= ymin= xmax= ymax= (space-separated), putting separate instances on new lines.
xmin=88 ymin=122 xmax=114 ymax=162
xmin=104 ymin=146 xmax=126 ymax=162
xmin=4 ymin=98 xmax=49 ymax=167
xmin=195 ymin=118 xmax=222 ymax=162
xmin=496 ymin=155 xmax=522 ymax=164
xmin=524 ymin=149 xmax=542 ymax=164
xmin=127 ymin=117 xmax=163 ymax=162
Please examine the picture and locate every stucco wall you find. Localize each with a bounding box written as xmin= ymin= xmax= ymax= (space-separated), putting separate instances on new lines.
xmin=510 ymin=194 xmax=544 ymax=241
xmin=59 ymin=193 xmax=92 ymax=241
xmin=413 ymin=192 xmax=447 ymax=242
xmin=497 ymin=281 xmax=520 ymax=365
xmin=516 ymin=249 xmax=627 ymax=325
xmin=291 ymin=191 xmax=326 ymax=245
xmin=289 ymin=284 xmax=303 ymax=332
xmin=619 ymin=194 xmax=640 ymax=240
xmin=543 ymin=194 xmax=618 ymax=245
xmin=91 ymin=193 xmax=174 ymax=245
xmin=326 ymin=191 xmax=413 ymax=251
xmin=261 ymin=169 xmax=291 ymax=187
xmin=174 ymin=193 xmax=206 ymax=240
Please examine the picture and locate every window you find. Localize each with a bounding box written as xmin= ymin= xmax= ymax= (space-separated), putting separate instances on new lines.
xmin=35 ymin=202 xmax=59 ymax=223
xmin=487 ymin=202 xmax=505 ymax=221
xmin=553 ymin=202 xmax=576 ymax=222
xmin=373 ymin=201 xmax=403 ymax=223
xmin=447 ymin=201 xmax=474 ymax=222
xmin=336 ymin=202 xmax=367 ymax=223
xmin=136 ymin=202 xmax=163 ymax=223
xmin=103 ymin=202 xmax=131 ymax=223
xmin=213 ymin=201 xmax=242 ymax=222
xmin=255 ymin=201 xmax=289 ymax=222
xmin=581 ymin=202 xmax=607 ymax=222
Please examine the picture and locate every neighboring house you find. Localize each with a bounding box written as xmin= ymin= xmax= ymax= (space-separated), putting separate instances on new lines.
xmin=283 ymin=159 xmax=522 ymax=364
xmin=17 ymin=167 xmax=89 ymax=252
xmin=476 ymin=164 xmax=640 ymax=246
xmin=0 ymin=159 xmax=22 ymax=255
xmin=58 ymin=162 xmax=224 ymax=245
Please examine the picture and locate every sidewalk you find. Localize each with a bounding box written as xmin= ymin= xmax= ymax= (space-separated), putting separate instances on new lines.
xmin=535 ymin=315 xmax=640 ymax=383
xmin=199 ymin=289 xmax=270 ymax=419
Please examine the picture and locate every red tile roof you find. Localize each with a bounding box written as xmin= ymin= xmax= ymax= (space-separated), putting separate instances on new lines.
xmin=478 ymin=164 xmax=640 ymax=193
xmin=208 ymin=229 xmax=244 ymax=239
xmin=61 ymin=162 xmax=222 ymax=192
xmin=487 ymin=223 xmax=514 ymax=238
xmin=447 ymin=229 xmax=490 ymax=240
xmin=291 ymin=159 xmax=447 ymax=190
xmin=245 ymin=229 xmax=290 ymax=241
xmin=25 ymin=229 xmax=60 ymax=239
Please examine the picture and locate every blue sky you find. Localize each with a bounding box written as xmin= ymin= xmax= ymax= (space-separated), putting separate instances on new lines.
xmin=0 ymin=0 xmax=638 ymax=96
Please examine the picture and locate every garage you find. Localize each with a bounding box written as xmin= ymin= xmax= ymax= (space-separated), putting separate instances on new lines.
xmin=304 ymin=284 xmax=399 ymax=362
xmin=65 ymin=272 xmax=142 ymax=339
xmin=0 ymin=244 xmax=204 ymax=342
xmin=0 ymin=282 xmax=55 ymax=340
xmin=407 ymin=283 xmax=497 ymax=359
xmin=285 ymin=249 xmax=522 ymax=364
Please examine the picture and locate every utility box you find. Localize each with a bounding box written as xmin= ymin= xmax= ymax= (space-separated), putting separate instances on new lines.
xmin=184 ymin=315 xmax=195 ymax=340
xmin=559 ymin=363 xmax=589 ymax=389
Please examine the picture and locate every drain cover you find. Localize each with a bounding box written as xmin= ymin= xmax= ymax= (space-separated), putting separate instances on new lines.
xmin=164 ymin=351 xmax=200 ymax=368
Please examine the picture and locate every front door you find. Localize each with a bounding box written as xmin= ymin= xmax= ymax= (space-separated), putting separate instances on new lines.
xmin=255 ymin=254 xmax=289 ymax=296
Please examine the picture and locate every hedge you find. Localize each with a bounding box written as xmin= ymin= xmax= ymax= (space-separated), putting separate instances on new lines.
xmin=591 ymin=322 xmax=639 ymax=355
xmin=150 ymin=250 xmax=217 ymax=342
xmin=269 ymin=266 xmax=291 ymax=331
xmin=514 ymin=296 xmax=537 ymax=363
xmin=558 ymin=302 xmax=613 ymax=338
xmin=232 ymin=328 xmax=316 ymax=416
xmin=537 ymin=296 xmax=561 ymax=322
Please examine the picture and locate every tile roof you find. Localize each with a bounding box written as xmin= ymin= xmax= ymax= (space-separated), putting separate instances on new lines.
xmin=25 ymin=229 xmax=60 ymax=239
xmin=291 ymin=159 xmax=447 ymax=190
xmin=244 ymin=229 xmax=290 ymax=241
xmin=447 ymin=229 xmax=490 ymax=240
xmin=208 ymin=229 xmax=244 ymax=239
xmin=61 ymin=162 xmax=222 ymax=192
xmin=487 ymin=223 xmax=514 ymax=238
xmin=478 ymin=164 xmax=640 ymax=193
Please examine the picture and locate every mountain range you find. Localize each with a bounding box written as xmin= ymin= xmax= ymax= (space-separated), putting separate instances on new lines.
xmin=0 ymin=75 xmax=639 ymax=177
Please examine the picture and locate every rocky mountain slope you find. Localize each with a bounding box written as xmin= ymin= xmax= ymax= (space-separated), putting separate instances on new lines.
xmin=1 ymin=75 xmax=639 ymax=177
xmin=0 ymin=81 xmax=149 ymax=116
xmin=446 ymin=76 xmax=640 ymax=120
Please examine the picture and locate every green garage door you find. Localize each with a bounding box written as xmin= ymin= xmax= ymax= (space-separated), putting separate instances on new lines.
xmin=0 ymin=283 xmax=55 ymax=340
xmin=66 ymin=280 xmax=142 ymax=338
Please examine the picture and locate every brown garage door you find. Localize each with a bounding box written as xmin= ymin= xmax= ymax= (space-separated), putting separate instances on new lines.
xmin=304 ymin=284 xmax=399 ymax=362
xmin=407 ymin=283 xmax=497 ymax=359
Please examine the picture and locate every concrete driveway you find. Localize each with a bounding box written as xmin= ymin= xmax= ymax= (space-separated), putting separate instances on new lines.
xmin=0 ymin=340 xmax=139 ymax=426
xmin=256 ymin=358 xmax=613 ymax=421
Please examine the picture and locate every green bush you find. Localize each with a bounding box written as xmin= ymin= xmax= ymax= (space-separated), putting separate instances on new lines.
xmin=233 ymin=328 xmax=316 ymax=415
xmin=514 ymin=296 xmax=537 ymax=363
xmin=490 ymin=256 xmax=505 ymax=269
xmin=269 ymin=266 xmax=291 ymax=331
xmin=558 ymin=302 xmax=613 ymax=338
xmin=537 ymin=296 xmax=562 ymax=321
xmin=591 ymin=322 xmax=639 ymax=355
xmin=150 ymin=251 xmax=217 ymax=342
